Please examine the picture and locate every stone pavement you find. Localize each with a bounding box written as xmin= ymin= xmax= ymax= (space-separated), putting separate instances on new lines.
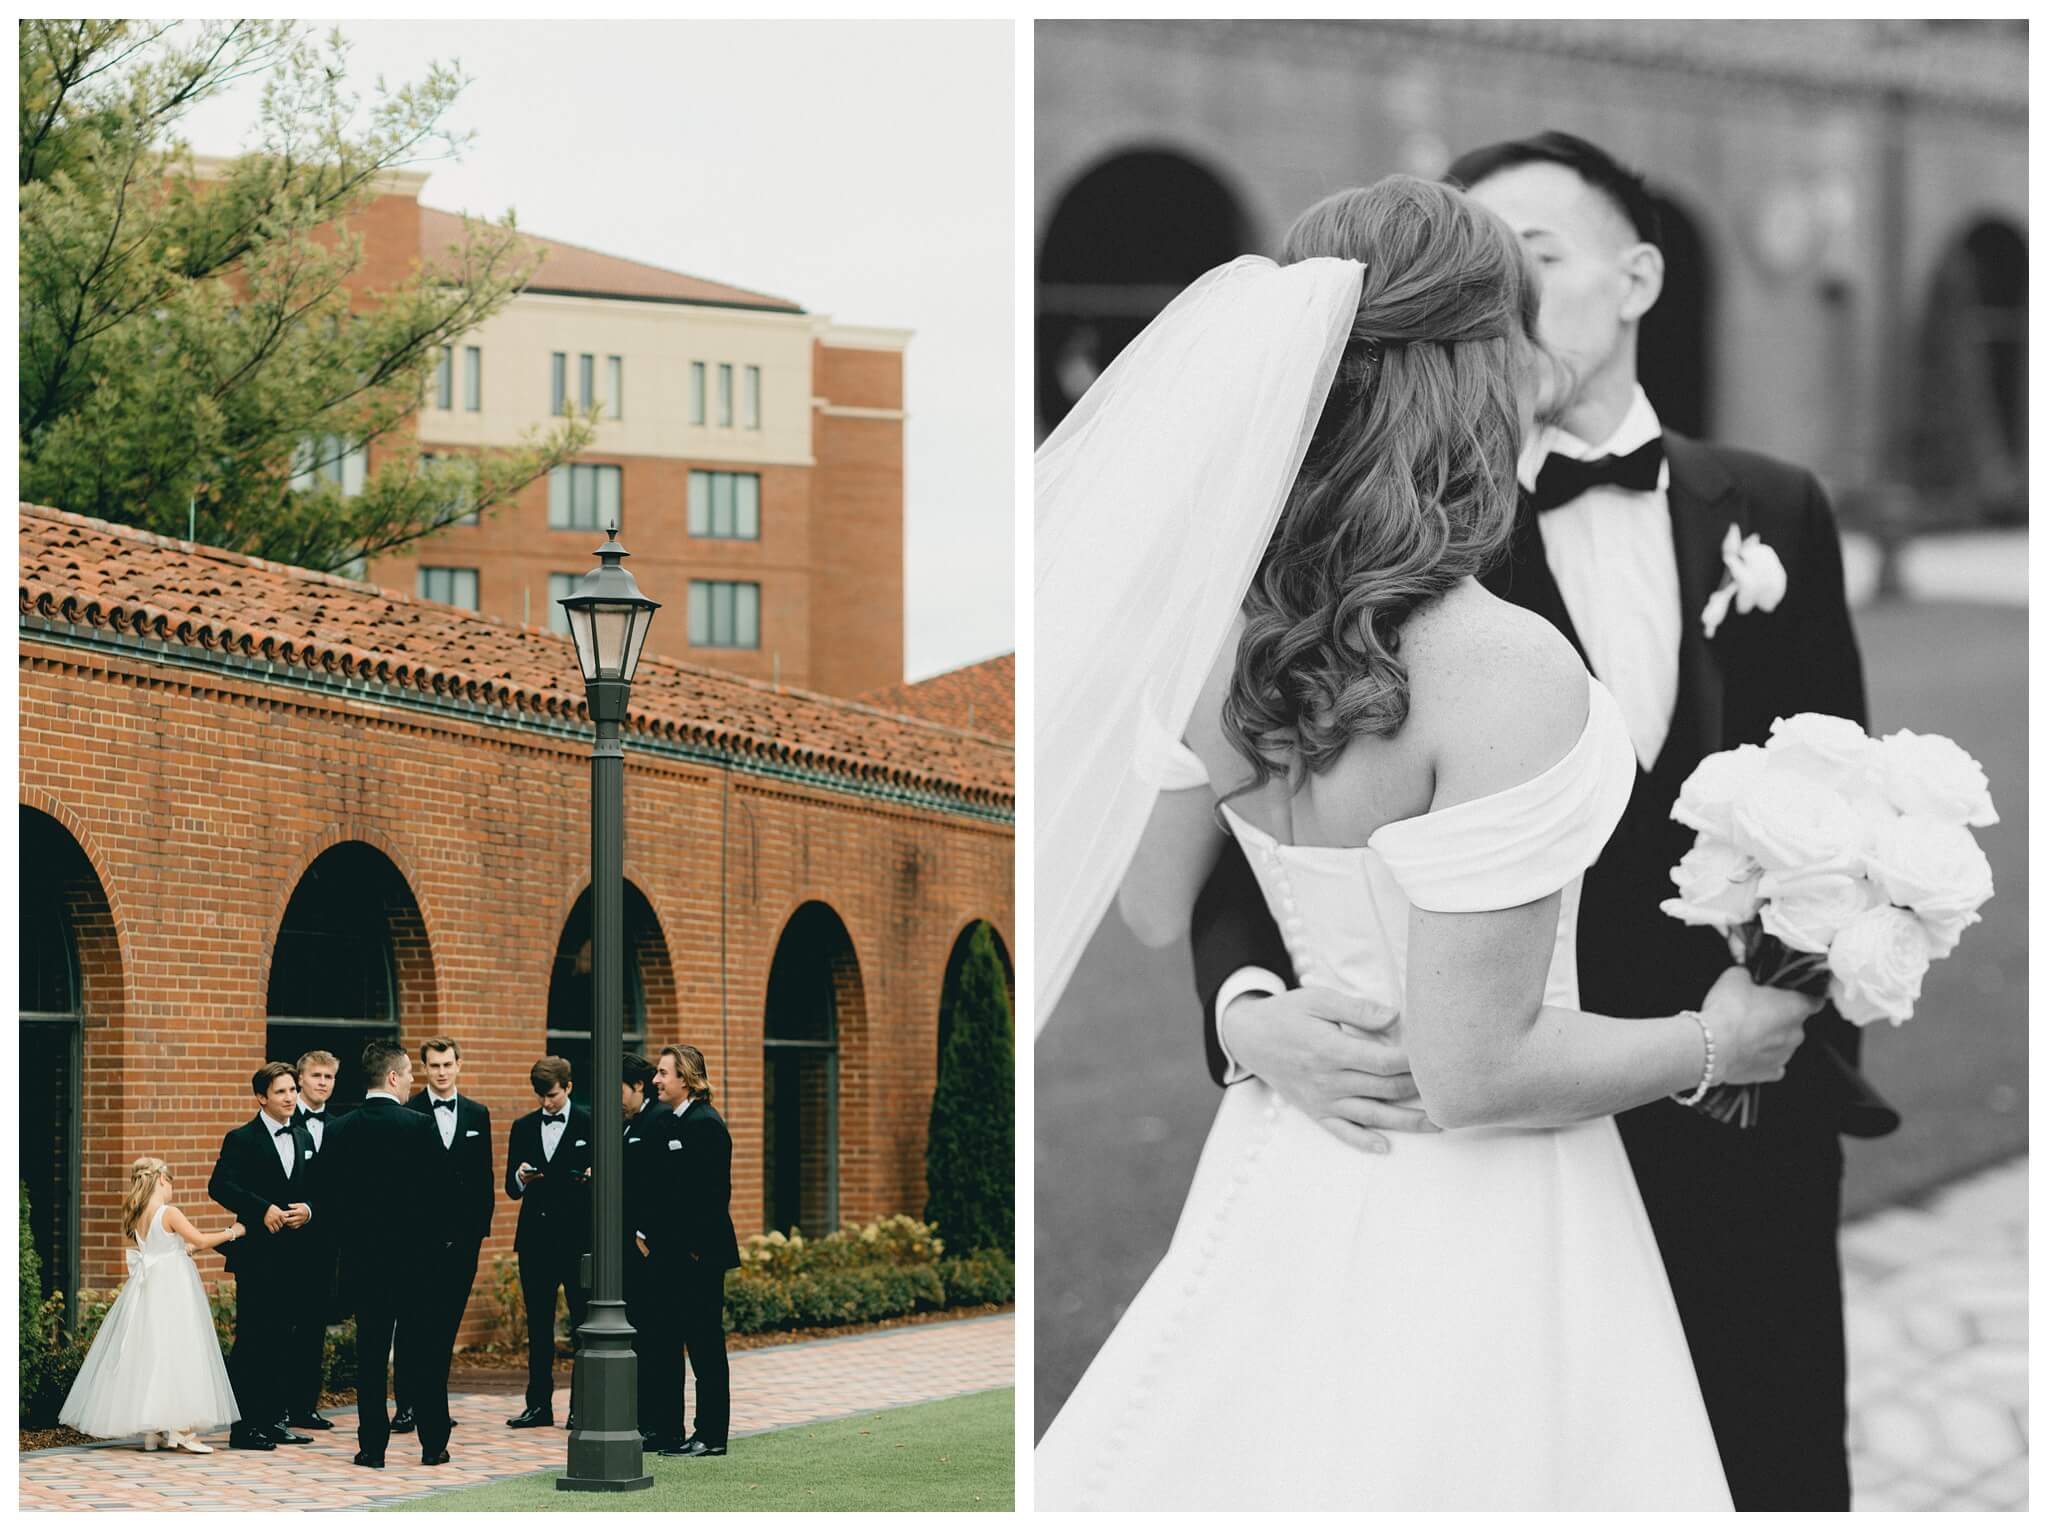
xmin=1846 ymin=1155 xmax=2027 ymax=1511
xmin=18 ymin=1312 xmax=1014 ymax=1512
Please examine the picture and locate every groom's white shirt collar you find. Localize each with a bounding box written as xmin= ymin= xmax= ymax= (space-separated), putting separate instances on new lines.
xmin=1518 ymin=384 xmax=1670 ymax=495
xmin=365 ymin=1089 xmax=400 ymax=1104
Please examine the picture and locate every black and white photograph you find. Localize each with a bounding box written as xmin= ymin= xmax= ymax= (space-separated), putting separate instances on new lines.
xmin=1035 ymin=18 xmax=2025 ymax=1513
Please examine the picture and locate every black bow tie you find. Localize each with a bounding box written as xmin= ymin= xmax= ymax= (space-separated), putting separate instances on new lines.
xmin=303 ymin=1109 xmax=322 ymax=1117
xmin=1529 ymin=436 xmax=1664 ymax=514
xmin=273 ymin=1126 xmax=294 ymax=1139
xmin=433 ymin=1098 xmax=457 ymax=1111
xmin=541 ymin=1112 xmax=565 ymax=1125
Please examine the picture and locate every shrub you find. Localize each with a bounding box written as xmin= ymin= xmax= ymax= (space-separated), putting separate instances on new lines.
xmin=925 ymin=923 xmax=1015 ymax=1257
xmin=717 ymin=1215 xmax=1003 ymax=1336
xmin=487 ymin=1253 xmax=526 ymax=1349
xmin=938 ymin=1250 xmax=1016 ymax=1308
xmin=20 ymin=1186 xmax=44 ymax=1413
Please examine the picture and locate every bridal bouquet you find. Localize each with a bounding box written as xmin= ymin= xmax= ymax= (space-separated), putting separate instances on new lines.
xmin=1661 ymin=713 xmax=1997 ymax=1126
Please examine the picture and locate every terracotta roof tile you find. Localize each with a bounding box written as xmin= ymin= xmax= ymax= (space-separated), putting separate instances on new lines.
xmin=860 ymin=654 xmax=1014 ymax=742
xmin=419 ymin=207 xmax=803 ymax=312
xmin=19 ymin=504 xmax=1009 ymax=814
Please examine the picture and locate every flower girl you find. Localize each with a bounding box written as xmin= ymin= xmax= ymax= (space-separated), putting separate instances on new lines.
xmin=59 ymin=1158 xmax=245 ymax=1452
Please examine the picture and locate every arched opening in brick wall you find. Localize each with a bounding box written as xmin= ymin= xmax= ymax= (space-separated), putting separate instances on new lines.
xmin=266 ymin=842 xmax=435 ymax=1114
xmin=1916 ymin=218 xmax=2027 ymax=523
xmin=761 ymin=901 xmax=864 ymax=1236
xmin=938 ymin=920 xmax=1013 ymax=1060
xmin=20 ymin=805 xmax=122 ymax=1312
xmin=1037 ymin=146 xmax=1251 ymax=437
xmin=545 ymin=880 xmax=675 ymax=1094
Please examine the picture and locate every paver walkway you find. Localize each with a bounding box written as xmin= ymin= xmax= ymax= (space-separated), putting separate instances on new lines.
xmin=1847 ymin=1155 xmax=2027 ymax=1511
xmin=19 ymin=1312 xmax=1014 ymax=1512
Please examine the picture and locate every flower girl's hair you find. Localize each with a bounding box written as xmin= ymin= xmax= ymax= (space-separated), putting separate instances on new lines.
xmin=120 ymin=1157 xmax=172 ymax=1238
xmin=1222 ymin=174 xmax=1538 ymax=792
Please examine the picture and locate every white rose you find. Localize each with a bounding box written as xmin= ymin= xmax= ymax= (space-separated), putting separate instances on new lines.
xmin=1661 ymin=837 xmax=1764 ymax=929
xmin=1756 ymin=870 xmax=1883 ymax=955
xmin=1765 ymin=713 xmax=1877 ymax=793
xmin=1827 ymin=905 xmax=1932 ymax=1026
xmin=1671 ymin=744 xmax=1771 ymax=842
xmin=1875 ymin=729 xmax=1999 ymax=827
xmin=1916 ymin=907 xmax=1983 ymax=961
xmin=1863 ymin=813 xmax=1994 ymax=946
xmin=1728 ymin=769 xmax=1866 ymax=876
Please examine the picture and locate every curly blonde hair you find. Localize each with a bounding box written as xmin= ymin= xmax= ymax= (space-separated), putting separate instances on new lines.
xmin=120 ymin=1156 xmax=172 ymax=1238
xmin=1222 ymin=175 xmax=1538 ymax=793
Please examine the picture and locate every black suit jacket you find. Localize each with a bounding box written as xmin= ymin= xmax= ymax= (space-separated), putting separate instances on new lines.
xmin=320 ymin=1095 xmax=445 ymax=1284
xmin=647 ymin=1099 xmax=741 ymax=1272
xmin=506 ymin=1100 xmax=594 ymax=1255
xmin=406 ymin=1091 xmax=495 ymax=1247
xmin=209 ymin=1114 xmax=320 ymax=1279
xmin=1193 ymin=434 xmax=1896 ymax=1139
xmin=622 ymin=1097 xmax=672 ymax=1247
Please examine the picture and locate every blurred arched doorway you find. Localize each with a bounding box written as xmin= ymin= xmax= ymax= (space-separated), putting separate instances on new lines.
xmin=1917 ymin=219 xmax=2027 ymax=522
xmin=545 ymin=880 xmax=674 ymax=1097
xmin=1639 ymin=191 xmax=1714 ymax=440
xmin=1037 ymin=148 xmax=1251 ymax=434
xmin=762 ymin=902 xmax=864 ymax=1235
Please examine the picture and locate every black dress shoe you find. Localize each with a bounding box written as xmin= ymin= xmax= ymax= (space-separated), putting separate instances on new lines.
xmin=421 ymin=1450 xmax=451 ymax=1466
xmin=286 ymin=1412 xmax=334 ymax=1431
xmin=268 ymin=1426 xmax=313 ymax=1445
xmin=391 ymin=1408 xmax=416 ymax=1434
xmin=661 ymin=1438 xmax=726 ymax=1457
xmin=228 ymin=1431 xmax=275 ymax=1451
xmin=353 ymin=1451 xmax=384 ymax=1469
xmin=506 ymin=1406 xmax=554 ymax=1429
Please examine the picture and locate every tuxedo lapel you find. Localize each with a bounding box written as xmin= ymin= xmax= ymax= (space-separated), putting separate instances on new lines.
xmin=1483 ymin=489 xmax=1589 ymax=666
xmin=1661 ymin=435 xmax=1735 ymax=768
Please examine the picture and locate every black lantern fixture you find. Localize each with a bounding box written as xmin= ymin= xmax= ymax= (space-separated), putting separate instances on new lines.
xmin=557 ymin=528 xmax=658 ymax=1494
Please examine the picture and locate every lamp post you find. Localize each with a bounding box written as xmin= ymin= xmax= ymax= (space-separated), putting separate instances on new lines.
xmin=556 ymin=527 xmax=659 ymax=1494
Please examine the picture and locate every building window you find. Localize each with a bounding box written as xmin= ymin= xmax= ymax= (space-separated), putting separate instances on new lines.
xmin=689 ymin=579 xmax=760 ymax=649
xmin=463 ymin=346 xmax=482 ymax=411
xmin=717 ymin=363 xmax=734 ymax=427
xmin=433 ymin=345 xmax=453 ymax=410
xmin=416 ymin=452 xmax=479 ymax=527
xmin=744 ymin=365 xmax=762 ymax=430
xmin=578 ymin=352 xmax=595 ymax=411
xmin=551 ymin=352 xmax=567 ymax=416
xmin=606 ymin=355 xmax=623 ymax=421
xmin=548 ymin=462 xmax=623 ymax=531
xmin=688 ymin=470 xmax=761 ymax=540
xmin=417 ymin=566 xmax=480 ymax=610
xmin=547 ymin=572 xmax=579 ymax=635
xmin=291 ymin=435 xmax=368 ymax=496
xmin=690 ymin=362 xmax=706 ymax=426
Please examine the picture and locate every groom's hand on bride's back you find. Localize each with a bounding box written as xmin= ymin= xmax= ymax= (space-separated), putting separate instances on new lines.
xmin=1219 ymin=987 xmax=1435 ymax=1154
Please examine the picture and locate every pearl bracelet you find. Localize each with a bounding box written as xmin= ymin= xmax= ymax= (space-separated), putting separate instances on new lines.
xmin=1672 ymin=1009 xmax=1716 ymax=1106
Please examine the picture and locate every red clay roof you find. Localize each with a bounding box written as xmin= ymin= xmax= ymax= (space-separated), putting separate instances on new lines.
xmin=418 ymin=206 xmax=804 ymax=312
xmin=19 ymin=504 xmax=1009 ymax=813
xmin=860 ymin=654 xmax=1014 ymax=742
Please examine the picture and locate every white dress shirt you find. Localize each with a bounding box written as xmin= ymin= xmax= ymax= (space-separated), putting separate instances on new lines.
xmin=1519 ymin=384 xmax=1680 ymax=772
xmin=539 ymin=1109 xmax=567 ymax=1163
xmin=263 ymin=1113 xmax=297 ymax=1177
xmin=299 ymin=1107 xmax=325 ymax=1150
xmin=428 ymin=1088 xmax=459 ymax=1148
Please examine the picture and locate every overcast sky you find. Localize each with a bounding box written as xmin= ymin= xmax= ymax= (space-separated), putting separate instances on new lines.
xmin=178 ymin=19 xmax=1015 ymax=682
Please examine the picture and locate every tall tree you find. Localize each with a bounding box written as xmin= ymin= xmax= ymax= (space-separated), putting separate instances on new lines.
xmin=924 ymin=923 xmax=1015 ymax=1256
xmin=19 ymin=20 xmax=594 ymax=572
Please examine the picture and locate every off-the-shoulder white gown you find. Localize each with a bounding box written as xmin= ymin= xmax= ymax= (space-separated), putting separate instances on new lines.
xmin=1037 ymin=677 xmax=1731 ymax=1510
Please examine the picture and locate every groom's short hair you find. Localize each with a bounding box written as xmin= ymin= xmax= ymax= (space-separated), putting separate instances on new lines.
xmin=362 ymin=1038 xmax=408 ymax=1089
xmin=1446 ymin=130 xmax=1661 ymax=247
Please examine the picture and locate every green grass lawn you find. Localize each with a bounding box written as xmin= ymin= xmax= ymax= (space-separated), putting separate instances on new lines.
xmin=379 ymin=1388 xmax=1014 ymax=1512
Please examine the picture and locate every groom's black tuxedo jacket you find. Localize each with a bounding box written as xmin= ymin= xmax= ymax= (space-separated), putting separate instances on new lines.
xmin=505 ymin=1100 xmax=594 ymax=1255
xmin=209 ymin=1113 xmax=320 ymax=1281
xmin=1189 ymin=433 xmax=1888 ymax=1510
xmin=320 ymin=1095 xmax=446 ymax=1283
xmin=405 ymin=1091 xmax=495 ymax=1249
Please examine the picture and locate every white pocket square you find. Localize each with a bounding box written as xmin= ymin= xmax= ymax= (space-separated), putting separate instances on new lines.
xmin=627 ymin=1136 xmax=640 ymax=1144
xmin=667 ymin=1140 xmax=682 ymax=1151
xmin=575 ymin=1139 xmax=588 ymax=1148
xmin=304 ymin=1148 xmax=315 ymax=1157
xmin=465 ymin=1128 xmax=479 ymax=1137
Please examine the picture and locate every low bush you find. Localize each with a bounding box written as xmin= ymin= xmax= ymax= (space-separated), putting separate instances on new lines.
xmin=720 ymin=1216 xmax=1009 ymax=1336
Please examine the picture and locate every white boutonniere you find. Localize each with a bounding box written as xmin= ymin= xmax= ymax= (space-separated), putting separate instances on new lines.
xmin=1701 ymin=524 xmax=1788 ymax=638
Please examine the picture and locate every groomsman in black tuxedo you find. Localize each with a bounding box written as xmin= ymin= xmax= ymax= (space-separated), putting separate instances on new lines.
xmin=646 ymin=1044 xmax=741 ymax=1458
xmin=504 ymin=1055 xmax=593 ymax=1429
xmin=1191 ymin=131 xmax=1893 ymax=1511
xmin=322 ymin=1039 xmax=455 ymax=1468
xmin=209 ymin=1061 xmax=319 ymax=1451
xmin=282 ymin=1048 xmax=341 ymax=1432
xmin=394 ymin=1036 xmax=493 ymax=1435
xmin=619 ymin=1052 xmax=669 ymax=1446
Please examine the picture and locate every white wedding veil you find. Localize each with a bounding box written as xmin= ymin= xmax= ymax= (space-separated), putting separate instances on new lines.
xmin=1034 ymin=254 xmax=1365 ymax=1030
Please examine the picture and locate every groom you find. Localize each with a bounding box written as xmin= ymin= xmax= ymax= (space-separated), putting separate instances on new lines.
xmin=1192 ymin=131 xmax=1894 ymax=1511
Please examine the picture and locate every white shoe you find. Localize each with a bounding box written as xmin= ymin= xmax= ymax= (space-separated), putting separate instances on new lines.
xmin=141 ymin=1431 xmax=164 ymax=1451
xmin=170 ymin=1430 xmax=214 ymax=1454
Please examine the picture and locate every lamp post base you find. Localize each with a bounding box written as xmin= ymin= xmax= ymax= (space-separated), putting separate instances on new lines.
xmin=558 ymin=1472 xmax=655 ymax=1493
xmin=558 ymin=1299 xmax=651 ymax=1492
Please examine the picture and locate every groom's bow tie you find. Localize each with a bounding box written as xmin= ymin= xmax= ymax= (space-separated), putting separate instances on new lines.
xmin=1529 ymin=436 xmax=1665 ymax=514
xmin=433 ymin=1098 xmax=457 ymax=1111
xmin=541 ymin=1112 xmax=565 ymax=1125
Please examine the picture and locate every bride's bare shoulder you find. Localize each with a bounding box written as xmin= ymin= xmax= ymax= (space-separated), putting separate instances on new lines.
xmin=1402 ymin=582 xmax=1591 ymax=810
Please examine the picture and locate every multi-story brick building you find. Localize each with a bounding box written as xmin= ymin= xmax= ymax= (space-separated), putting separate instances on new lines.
xmin=255 ymin=158 xmax=911 ymax=699
xmin=19 ymin=502 xmax=1011 ymax=1342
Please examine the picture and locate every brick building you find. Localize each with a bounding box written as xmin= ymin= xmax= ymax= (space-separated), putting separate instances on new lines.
xmin=861 ymin=653 xmax=1016 ymax=741
xmin=242 ymin=156 xmax=912 ymax=698
xmin=19 ymin=502 xmax=1012 ymax=1341
xmin=1038 ymin=19 xmax=2026 ymax=529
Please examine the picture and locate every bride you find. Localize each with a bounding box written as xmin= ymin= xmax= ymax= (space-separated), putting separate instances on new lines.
xmin=1033 ymin=176 xmax=1817 ymax=1510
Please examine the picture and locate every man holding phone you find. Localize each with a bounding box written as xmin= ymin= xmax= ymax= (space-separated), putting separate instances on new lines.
xmin=504 ymin=1056 xmax=593 ymax=1428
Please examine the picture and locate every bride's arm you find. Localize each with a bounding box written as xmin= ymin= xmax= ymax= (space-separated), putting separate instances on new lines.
xmin=1116 ymin=632 xmax=1237 ymax=947
xmin=161 ymin=1203 xmax=243 ymax=1253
